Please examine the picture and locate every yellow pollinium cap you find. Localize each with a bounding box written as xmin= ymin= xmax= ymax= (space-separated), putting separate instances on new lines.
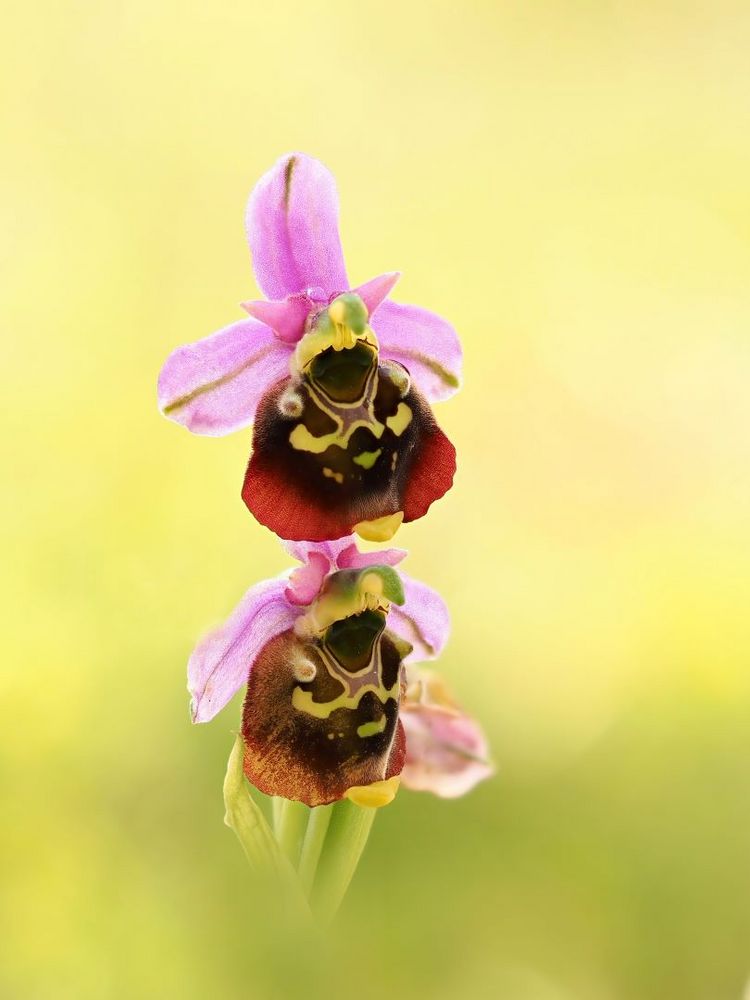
xmin=345 ymin=776 xmax=401 ymax=808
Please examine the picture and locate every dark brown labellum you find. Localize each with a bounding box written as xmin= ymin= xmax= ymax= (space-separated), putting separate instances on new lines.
xmin=241 ymin=618 xmax=407 ymax=806
xmin=242 ymin=360 xmax=456 ymax=541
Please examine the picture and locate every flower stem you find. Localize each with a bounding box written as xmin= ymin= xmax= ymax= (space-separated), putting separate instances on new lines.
xmin=297 ymin=805 xmax=333 ymax=895
xmin=272 ymin=796 xmax=284 ymax=835
xmin=276 ymin=798 xmax=309 ymax=868
xmin=310 ymin=799 xmax=376 ymax=922
xmin=222 ymin=736 xmax=309 ymax=918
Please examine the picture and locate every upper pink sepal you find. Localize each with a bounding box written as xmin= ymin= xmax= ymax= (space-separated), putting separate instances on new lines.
xmin=372 ymin=299 xmax=463 ymax=402
xmin=245 ymin=152 xmax=349 ymax=301
xmin=157 ymin=317 xmax=290 ymax=435
xmin=353 ymin=272 xmax=400 ymax=319
xmin=388 ymin=574 xmax=450 ymax=662
xmin=188 ymin=577 xmax=297 ymax=723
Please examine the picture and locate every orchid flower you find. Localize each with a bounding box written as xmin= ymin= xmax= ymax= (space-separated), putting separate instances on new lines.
xmin=188 ymin=538 xmax=449 ymax=807
xmin=158 ymin=153 xmax=461 ymax=542
xmin=400 ymin=668 xmax=494 ymax=798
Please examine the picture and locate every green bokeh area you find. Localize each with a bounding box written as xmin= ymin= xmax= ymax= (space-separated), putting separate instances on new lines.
xmin=3 ymin=1 xmax=750 ymax=997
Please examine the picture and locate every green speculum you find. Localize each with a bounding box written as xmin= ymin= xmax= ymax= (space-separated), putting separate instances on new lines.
xmin=324 ymin=609 xmax=386 ymax=673
xmin=308 ymin=341 xmax=377 ymax=403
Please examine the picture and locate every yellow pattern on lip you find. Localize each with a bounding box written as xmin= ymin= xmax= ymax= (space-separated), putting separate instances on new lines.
xmin=291 ymin=678 xmax=400 ymax=720
xmin=353 ymin=448 xmax=382 ymax=469
xmin=386 ymin=402 xmax=413 ymax=436
xmin=289 ymin=418 xmax=385 ymax=454
xmin=356 ymin=717 xmax=387 ymax=738
xmin=322 ymin=466 xmax=344 ymax=484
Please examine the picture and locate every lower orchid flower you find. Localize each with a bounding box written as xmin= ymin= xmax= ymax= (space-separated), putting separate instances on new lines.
xmin=400 ymin=668 xmax=494 ymax=798
xmin=158 ymin=153 xmax=460 ymax=542
xmin=188 ymin=538 xmax=449 ymax=807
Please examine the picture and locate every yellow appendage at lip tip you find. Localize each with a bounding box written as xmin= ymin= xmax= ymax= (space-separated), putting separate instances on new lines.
xmin=345 ymin=776 xmax=401 ymax=808
xmin=354 ymin=511 xmax=403 ymax=542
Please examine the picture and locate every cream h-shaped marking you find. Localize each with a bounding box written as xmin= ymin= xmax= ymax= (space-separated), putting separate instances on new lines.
xmin=288 ymin=370 xmax=414 ymax=458
xmin=288 ymin=364 xmax=384 ymax=455
xmin=291 ymin=641 xmax=400 ymax=721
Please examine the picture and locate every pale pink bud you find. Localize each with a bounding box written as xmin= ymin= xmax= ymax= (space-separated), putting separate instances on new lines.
xmin=400 ymin=669 xmax=494 ymax=798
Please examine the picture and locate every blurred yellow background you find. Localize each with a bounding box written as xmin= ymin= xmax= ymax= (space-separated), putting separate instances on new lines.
xmin=3 ymin=1 xmax=750 ymax=997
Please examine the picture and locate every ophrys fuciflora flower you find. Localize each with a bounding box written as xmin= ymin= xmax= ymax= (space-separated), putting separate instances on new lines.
xmin=188 ymin=537 xmax=450 ymax=806
xmin=158 ymin=153 xmax=461 ymax=541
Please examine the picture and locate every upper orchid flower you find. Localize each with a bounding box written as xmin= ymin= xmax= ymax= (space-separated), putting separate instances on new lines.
xmin=158 ymin=153 xmax=462 ymax=542
xmin=399 ymin=668 xmax=494 ymax=798
xmin=187 ymin=537 xmax=449 ymax=806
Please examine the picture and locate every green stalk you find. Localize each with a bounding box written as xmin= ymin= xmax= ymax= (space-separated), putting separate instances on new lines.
xmin=222 ymin=736 xmax=309 ymax=918
xmin=272 ymin=796 xmax=284 ymax=835
xmin=310 ymin=799 xmax=376 ymax=922
xmin=276 ymin=797 xmax=309 ymax=868
xmin=297 ymin=805 xmax=333 ymax=895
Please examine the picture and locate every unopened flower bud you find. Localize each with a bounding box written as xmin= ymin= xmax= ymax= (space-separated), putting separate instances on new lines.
xmin=400 ymin=668 xmax=494 ymax=798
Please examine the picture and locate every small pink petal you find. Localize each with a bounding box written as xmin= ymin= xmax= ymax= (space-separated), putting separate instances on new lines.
xmin=281 ymin=538 xmax=354 ymax=566
xmin=371 ymin=299 xmax=462 ymax=402
xmin=337 ymin=543 xmax=407 ymax=570
xmin=352 ymin=271 xmax=400 ymax=319
xmin=284 ymin=550 xmax=331 ymax=606
xmin=388 ymin=574 xmax=450 ymax=662
xmin=188 ymin=577 xmax=297 ymax=723
xmin=246 ymin=152 xmax=349 ymax=300
xmin=241 ymin=296 xmax=313 ymax=344
xmin=279 ymin=538 xmax=407 ymax=608
xmin=283 ymin=536 xmax=406 ymax=571
xmin=157 ymin=317 xmax=291 ymax=435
